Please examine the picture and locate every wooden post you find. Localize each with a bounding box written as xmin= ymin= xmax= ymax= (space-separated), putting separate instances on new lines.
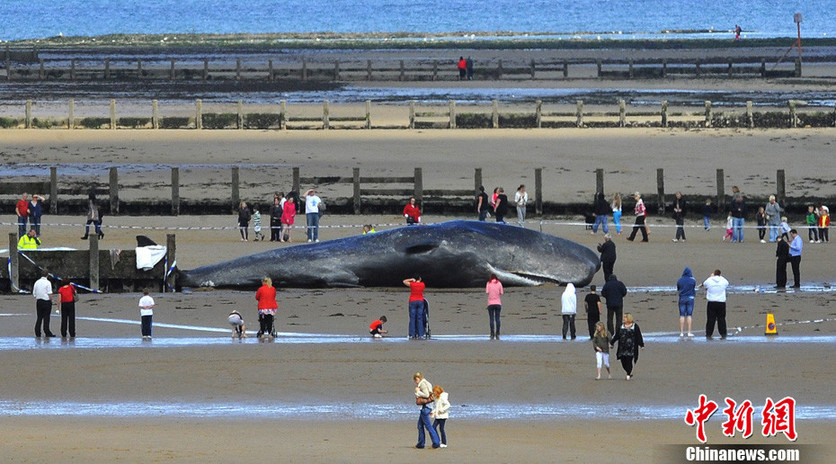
xmin=104 ymin=59 xmax=110 ymax=79
xmin=596 ymin=168 xmax=604 ymax=194
xmin=628 ymin=60 xmax=634 ymax=79
xmin=530 ymin=59 xmax=535 ymax=79
xmin=68 ymin=99 xmax=74 ymax=130
xmin=662 ymin=59 xmax=667 ymax=78
xmin=237 ymin=100 xmax=244 ymax=129
xmin=576 ymin=100 xmax=584 ymax=127
xmin=268 ymin=59 xmax=274 ymax=81
xmin=777 ymin=169 xmax=786 ymax=206
xmin=704 ymin=100 xmax=712 ymax=128
xmin=195 ymin=99 xmax=203 ymax=130
xmin=110 ymin=99 xmax=117 ymax=129
xmin=334 ymin=60 xmax=339 ymax=80
xmin=399 ymin=60 xmax=405 ymax=81
xmin=4 ymin=50 xmax=10 ymax=81
xmin=497 ymin=60 xmax=503 ymax=79
xmin=109 ymin=167 xmax=119 ymax=216
xmin=292 ymin=167 xmax=300 ymax=194
xmin=365 ymin=100 xmax=371 ymax=129
xmin=728 ymin=58 xmax=733 ymax=77
xmin=322 ymin=100 xmax=330 ymax=130
xmin=409 ymin=100 xmax=415 ymax=129
xmin=39 ymin=59 xmax=44 ymax=79
xmin=203 ymin=59 xmax=208 ymax=82
xmin=656 ymin=168 xmax=665 ymax=215
xmin=432 ymin=61 xmax=438 ymax=81
xmin=25 ymin=100 xmax=32 ymax=128
xmin=366 ymin=60 xmax=372 ymax=81
xmin=535 ymin=100 xmax=542 ymax=128
xmin=49 ymin=167 xmax=58 ymax=214
xmin=301 ymin=59 xmax=308 ymax=81
xmin=170 ymin=59 xmax=176 ymax=80
xmin=661 ymin=100 xmax=668 ymax=127
xmin=788 ymin=100 xmax=797 ymax=128
xmin=449 ymin=100 xmax=456 ymax=129
xmin=746 ymin=101 xmax=753 ymax=129
xmin=352 ymin=167 xmax=361 ymax=214
xmin=716 ymin=169 xmax=725 ymax=212
xmin=236 ymin=59 xmax=241 ymax=80
xmin=492 ymin=100 xmax=499 ymax=128
xmin=535 ymin=168 xmax=543 ymax=216
xmin=70 ymin=59 xmax=76 ymax=80
xmin=795 ymin=58 xmax=802 ymax=77
xmin=596 ymin=59 xmax=602 ymax=77
xmin=171 ymin=167 xmax=180 ymax=216
xmin=152 ymin=100 xmax=159 ymax=129
xmin=475 ymin=168 xmax=482 ymax=191
xmin=563 ymin=60 xmax=568 ymax=78
xmin=619 ymin=99 xmax=626 ymax=127
xmin=695 ymin=58 xmax=701 ymax=77
xmin=760 ymin=59 xmax=766 ymax=77
xmin=8 ymin=234 xmax=19 ymax=290
xmin=414 ymin=168 xmax=423 ymax=207
xmin=137 ymin=60 xmax=143 ymax=78
xmin=165 ymin=234 xmax=176 ymax=292
xmin=89 ymin=233 xmax=99 ymax=292
xmin=280 ymin=100 xmax=287 ymax=130
xmin=231 ymin=167 xmax=240 ymax=210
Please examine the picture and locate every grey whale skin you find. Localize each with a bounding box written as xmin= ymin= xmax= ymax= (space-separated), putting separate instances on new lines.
xmin=179 ymin=220 xmax=600 ymax=288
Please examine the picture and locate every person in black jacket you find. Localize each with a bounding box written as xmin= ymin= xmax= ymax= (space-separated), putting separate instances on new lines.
xmin=775 ymin=236 xmax=789 ymax=289
xmin=600 ymin=274 xmax=628 ymax=336
xmin=597 ymin=234 xmax=616 ymax=283
xmin=671 ymin=191 xmax=687 ymax=242
xmin=610 ymin=312 xmax=644 ymax=380
xmin=592 ymin=191 xmax=611 ymax=235
xmin=237 ymin=201 xmax=251 ymax=241
xmin=730 ymin=195 xmax=746 ymax=243
xmin=494 ymin=188 xmax=508 ymax=224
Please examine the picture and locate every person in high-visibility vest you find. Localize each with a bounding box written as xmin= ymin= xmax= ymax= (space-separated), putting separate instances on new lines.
xmin=18 ymin=229 xmax=41 ymax=250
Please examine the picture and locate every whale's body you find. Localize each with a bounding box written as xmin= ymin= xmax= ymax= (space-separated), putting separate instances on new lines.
xmin=179 ymin=220 xmax=600 ymax=288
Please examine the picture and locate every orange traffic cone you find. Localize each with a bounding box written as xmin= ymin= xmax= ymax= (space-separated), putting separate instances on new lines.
xmin=764 ymin=314 xmax=778 ymax=336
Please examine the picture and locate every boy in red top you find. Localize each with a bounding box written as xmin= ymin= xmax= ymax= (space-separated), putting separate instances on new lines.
xmin=15 ymin=193 xmax=30 ymax=237
xmin=255 ymin=277 xmax=278 ymax=338
xmin=58 ymin=279 xmax=77 ymax=338
xmin=369 ymin=315 xmax=388 ymax=338
xmin=404 ymin=277 xmax=426 ymax=339
xmin=457 ymin=56 xmax=467 ymax=80
xmin=403 ymin=197 xmax=421 ymax=225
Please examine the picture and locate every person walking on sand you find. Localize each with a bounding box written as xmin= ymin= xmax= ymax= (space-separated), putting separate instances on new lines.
xmin=592 ymin=322 xmax=611 ymax=380
xmin=476 ymin=186 xmax=490 ymax=221
xmin=80 ymin=192 xmax=103 ymax=240
xmin=514 ymin=185 xmax=528 ymax=227
xmin=281 ymin=192 xmax=297 ymax=242
xmin=561 ymin=283 xmax=577 ymax=340
xmin=305 ymin=189 xmax=324 ymax=242
xmin=32 ymin=272 xmax=55 ymax=338
xmin=789 ymin=229 xmax=803 ymax=289
xmin=15 ymin=192 xmax=29 ymax=237
xmin=493 ymin=188 xmax=508 ymax=224
xmin=601 ymin=274 xmax=627 ymax=336
xmin=730 ymin=195 xmax=746 ymax=243
xmin=255 ymin=277 xmax=278 ymax=338
xmin=611 ymin=193 xmax=623 ymax=235
xmin=702 ymin=269 xmax=729 ymax=340
xmin=58 ymin=279 xmax=77 ymax=338
xmin=592 ymin=191 xmax=610 ymax=235
xmin=677 ymin=267 xmax=696 ymax=337
xmin=765 ymin=195 xmax=782 ymax=242
xmin=486 ymin=274 xmax=503 ymax=340
xmin=671 ymin=192 xmax=687 ymax=242
xmin=139 ymin=289 xmax=155 ymax=340
xmin=404 ymin=276 xmax=426 ymax=339
xmin=626 ymin=192 xmax=648 ymax=242
xmin=413 ymin=372 xmax=440 ymax=449
xmin=597 ymin=234 xmax=616 ymax=283
xmin=584 ymin=285 xmax=602 ymax=339
xmin=431 ymin=385 xmax=450 ymax=448
xmin=610 ymin=313 xmax=644 ymax=380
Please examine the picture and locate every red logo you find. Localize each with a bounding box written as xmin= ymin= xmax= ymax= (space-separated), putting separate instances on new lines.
xmin=685 ymin=396 xmax=797 ymax=442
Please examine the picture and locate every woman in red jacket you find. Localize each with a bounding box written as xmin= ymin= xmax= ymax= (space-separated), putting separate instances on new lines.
xmin=255 ymin=277 xmax=278 ymax=338
xmin=403 ymin=197 xmax=421 ymax=225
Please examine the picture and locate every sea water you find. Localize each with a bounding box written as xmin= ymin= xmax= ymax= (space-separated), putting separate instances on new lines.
xmin=0 ymin=0 xmax=831 ymax=42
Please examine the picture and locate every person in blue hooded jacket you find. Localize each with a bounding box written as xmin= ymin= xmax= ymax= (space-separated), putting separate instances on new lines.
xmin=677 ymin=267 xmax=697 ymax=337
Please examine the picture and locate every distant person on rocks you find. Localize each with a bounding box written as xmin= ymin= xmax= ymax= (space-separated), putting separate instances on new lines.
xmin=671 ymin=191 xmax=687 ymax=242
xmin=610 ymin=313 xmax=644 ymax=380
xmin=676 ymin=267 xmax=696 ymax=337
xmin=404 ymin=197 xmax=421 ymax=225
xmin=734 ymin=25 xmax=742 ymax=40
xmin=702 ymin=269 xmax=729 ymax=340
xmin=775 ymin=236 xmax=789 ymax=289
xmin=730 ymin=194 xmax=746 ymax=243
xmin=15 ymin=192 xmax=29 ymax=237
xmin=561 ymin=283 xmax=577 ymax=340
xmin=597 ymin=233 xmax=616 ymax=282
xmin=32 ymin=271 xmax=55 ymax=338
xmin=58 ymin=279 xmax=77 ymax=338
xmin=756 ymin=206 xmax=767 ymax=243
xmin=611 ymin=193 xmax=623 ymax=235
xmin=486 ymin=274 xmax=503 ymax=340
xmin=765 ymin=195 xmax=782 ymax=242
xmin=626 ymin=192 xmax=648 ymax=242
xmin=601 ymin=274 xmax=627 ymax=336
xmin=789 ymin=229 xmax=803 ymax=289
xmin=81 ymin=191 xmax=103 ymax=240
xmin=514 ymin=185 xmax=528 ymax=227
xmin=139 ymin=288 xmax=155 ymax=340
xmin=476 ymin=186 xmax=490 ymax=221
xmin=592 ymin=322 xmax=611 ymax=380
xmin=592 ymin=191 xmax=610 ymax=235
xmin=494 ymin=188 xmax=508 ymax=224
xmin=237 ymin=201 xmax=251 ymax=242
xmin=305 ymin=189 xmax=324 ymax=242
xmin=584 ymin=285 xmax=602 ymax=339
xmin=28 ymin=194 xmax=45 ymax=236
xmin=281 ymin=193 xmax=297 ymax=242
xmin=457 ymin=56 xmax=467 ymax=80
xmin=465 ymin=56 xmax=474 ymax=80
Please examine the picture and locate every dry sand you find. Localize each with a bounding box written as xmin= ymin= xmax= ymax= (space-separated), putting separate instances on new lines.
xmin=1 ymin=124 xmax=836 ymax=462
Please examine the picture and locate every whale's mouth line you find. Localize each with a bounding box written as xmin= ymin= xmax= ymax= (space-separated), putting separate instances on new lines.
xmin=509 ymin=271 xmax=562 ymax=284
xmin=489 ymin=267 xmax=562 ymax=286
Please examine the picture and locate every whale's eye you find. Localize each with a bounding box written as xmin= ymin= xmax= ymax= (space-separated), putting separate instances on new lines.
xmin=404 ymin=243 xmax=438 ymax=254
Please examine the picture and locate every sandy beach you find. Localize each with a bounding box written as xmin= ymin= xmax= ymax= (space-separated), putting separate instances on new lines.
xmin=2 ymin=45 xmax=836 ymax=461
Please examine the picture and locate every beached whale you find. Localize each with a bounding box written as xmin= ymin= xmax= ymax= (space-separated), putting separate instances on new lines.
xmin=178 ymin=220 xmax=600 ymax=288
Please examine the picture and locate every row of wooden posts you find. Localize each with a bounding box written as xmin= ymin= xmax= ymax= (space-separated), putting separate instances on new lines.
xmin=12 ymin=98 xmax=835 ymax=130
xmin=2 ymin=54 xmax=804 ymax=81
xmin=3 ymin=166 xmax=792 ymax=217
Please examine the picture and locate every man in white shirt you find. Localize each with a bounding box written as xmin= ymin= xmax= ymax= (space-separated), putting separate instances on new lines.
xmin=32 ymin=272 xmax=55 ymax=337
xmin=702 ymin=269 xmax=730 ymax=340
xmin=304 ymin=189 xmax=324 ymax=243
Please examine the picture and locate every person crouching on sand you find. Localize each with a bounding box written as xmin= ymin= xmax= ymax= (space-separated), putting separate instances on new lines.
xmin=228 ymin=310 xmax=246 ymax=339
xmin=369 ymin=315 xmax=388 ymax=338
